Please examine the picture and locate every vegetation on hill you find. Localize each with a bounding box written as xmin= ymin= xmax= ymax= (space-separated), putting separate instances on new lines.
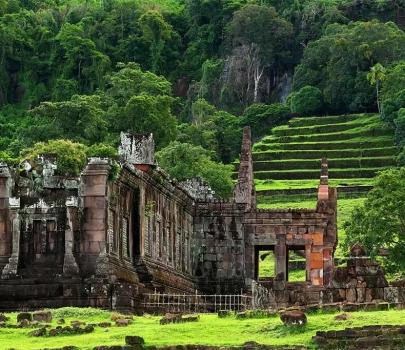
xmin=2 ymin=1 xmax=405 ymax=165
xmin=1 ymin=0 xmax=405 ymax=268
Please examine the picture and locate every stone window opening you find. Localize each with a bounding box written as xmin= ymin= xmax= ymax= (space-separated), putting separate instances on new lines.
xmin=287 ymin=246 xmax=307 ymax=282
xmin=255 ymin=245 xmax=275 ymax=283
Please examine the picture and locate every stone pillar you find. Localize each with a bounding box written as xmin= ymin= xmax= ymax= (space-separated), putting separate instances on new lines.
xmin=80 ymin=158 xmax=110 ymax=277
xmin=275 ymin=235 xmax=287 ymax=281
xmin=2 ymin=198 xmax=20 ymax=277
xmin=63 ymin=197 xmax=80 ymax=276
xmin=0 ymin=164 xmax=11 ymax=258
xmin=234 ymin=127 xmax=256 ymax=209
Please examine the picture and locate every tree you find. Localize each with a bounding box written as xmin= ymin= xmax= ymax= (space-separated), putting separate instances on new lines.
xmin=156 ymin=141 xmax=234 ymax=198
xmin=343 ymin=168 xmax=405 ymax=274
xmin=105 ymin=63 xmax=177 ymax=149
xmin=138 ymin=10 xmax=173 ymax=74
xmin=367 ymin=63 xmax=386 ymax=115
xmin=289 ymin=85 xmax=324 ymax=116
xmin=293 ymin=20 xmax=405 ymax=114
xmin=224 ymin=4 xmax=293 ymax=108
xmin=26 ymin=94 xmax=109 ymax=145
xmin=242 ymin=103 xmax=290 ymax=138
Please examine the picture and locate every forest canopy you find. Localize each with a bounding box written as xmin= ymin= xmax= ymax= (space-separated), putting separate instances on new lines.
xmin=3 ymin=0 xmax=405 ymax=196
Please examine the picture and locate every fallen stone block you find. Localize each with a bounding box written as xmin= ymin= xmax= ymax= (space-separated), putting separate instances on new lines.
xmin=116 ymin=319 xmax=132 ymax=327
xmin=17 ymin=312 xmax=32 ymax=322
xmin=280 ymin=310 xmax=307 ymax=327
xmin=0 ymin=313 xmax=10 ymax=322
xmin=160 ymin=313 xmax=182 ymax=325
xmin=29 ymin=327 xmax=46 ymax=337
xmin=182 ymin=314 xmax=200 ymax=322
xmin=33 ymin=311 xmax=52 ymax=323
xmin=125 ymin=335 xmax=145 ymax=345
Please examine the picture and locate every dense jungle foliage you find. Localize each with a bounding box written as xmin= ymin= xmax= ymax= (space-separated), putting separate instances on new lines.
xmin=3 ymin=0 xmax=405 ymax=196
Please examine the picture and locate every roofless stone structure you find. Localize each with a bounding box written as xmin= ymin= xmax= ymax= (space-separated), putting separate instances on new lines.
xmin=0 ymin=127 xmax=338 ymax=311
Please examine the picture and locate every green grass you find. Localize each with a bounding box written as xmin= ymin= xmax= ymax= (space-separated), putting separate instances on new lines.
xmin=255 ymin=178 xmax=375 ymax=191
xmin=2 ymin=307 xmax=405 ymax=349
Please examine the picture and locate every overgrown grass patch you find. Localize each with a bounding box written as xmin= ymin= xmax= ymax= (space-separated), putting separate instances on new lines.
xmin=1 ymin=307 xmax=405 ymax=349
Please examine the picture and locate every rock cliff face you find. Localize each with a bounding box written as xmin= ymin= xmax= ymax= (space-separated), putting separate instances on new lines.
xmin=0 ymin=129 xmax=339 ymax=312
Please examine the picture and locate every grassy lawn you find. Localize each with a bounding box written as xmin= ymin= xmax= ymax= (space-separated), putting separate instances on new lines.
xmin=2 ymin=307 xmax=405 ymax=349
xmin=255 ymin=178 xmax=375 ymax=191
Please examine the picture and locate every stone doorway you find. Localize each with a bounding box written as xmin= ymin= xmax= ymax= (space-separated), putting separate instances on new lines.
xmin=20 ymin=219 xmax=65 ymax=267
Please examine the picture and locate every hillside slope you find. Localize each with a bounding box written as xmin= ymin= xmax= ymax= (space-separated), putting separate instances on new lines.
xmin=249 ymin=114 xmax=396 ymax=192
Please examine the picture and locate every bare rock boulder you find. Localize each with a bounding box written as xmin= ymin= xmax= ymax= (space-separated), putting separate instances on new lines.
xmin=280 ymin=310 xmax=307 ymax=327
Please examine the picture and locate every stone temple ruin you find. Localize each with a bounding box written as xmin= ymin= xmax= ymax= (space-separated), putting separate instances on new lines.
xmin=0 ymin=127 xmax=400 ymax=312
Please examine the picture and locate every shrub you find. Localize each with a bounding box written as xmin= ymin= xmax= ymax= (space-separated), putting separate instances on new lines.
xmin=290 ymin=86 xmax=324 ymax=117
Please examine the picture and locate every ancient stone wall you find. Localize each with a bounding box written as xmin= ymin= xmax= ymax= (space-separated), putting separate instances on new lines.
xmin=0 ymin=129 xmax=344 ymax=312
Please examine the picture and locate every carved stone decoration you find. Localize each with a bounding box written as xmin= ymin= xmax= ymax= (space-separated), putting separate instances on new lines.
xmin=179 ymin=177 xmax=215 ymax=201
xmin=252 ymin=280 xmax=277 ymax=309
xmin=234 ymin=127 xmax=256 ymax=209
xmin=118 ymin=132 xmax=155 ymax=165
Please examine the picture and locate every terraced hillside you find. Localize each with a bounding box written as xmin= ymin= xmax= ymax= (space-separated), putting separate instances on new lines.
xmin=250 ymin=114 xmax=397 ymax=191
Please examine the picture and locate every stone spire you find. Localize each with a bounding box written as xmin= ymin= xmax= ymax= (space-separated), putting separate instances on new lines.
xmin=318 ymin=156 xmax=329 ymax=200
xmin=234 ymin=126 xmax=256 ymax=209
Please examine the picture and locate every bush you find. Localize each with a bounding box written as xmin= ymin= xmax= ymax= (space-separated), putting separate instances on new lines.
xmin=290 ymin=86 xmax=324 ymax=116
xmin=242 ymin=103 xmax=290 ymax=138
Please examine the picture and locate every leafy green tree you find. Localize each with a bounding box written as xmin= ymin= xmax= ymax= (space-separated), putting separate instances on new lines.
xmin=224 ymin=4 xmax=293 ymax=108
xmin=343 ymin=167 xmax=405 ymax=274
xmin=191 ymin=98 xmax=216 ymax=125
xmin=367 ymin=63 xmax=386 ymax=115
xmin=293 ymin=20 xmax=405 ymax=114
xmin=209 ymin=110 xmax=242 ymax=164
xmin=156 ymin=141 xmax=234 ymax=198
xmin=182 ymin=0 xmax=246 ymax=80
xmin=242 ymin=103 xmax=290 ymax=137
xmin=138 ymin=10 xmax=173 ymax=74
xmin=105 ymin=62 xmax=177 ymax=149
xmin=54 ymin=21 xmax=111 ymax=93
xmin=26 ymin=94 xmax=109 ymax=145
xmin=289 ymin=85 xmax=324 ymax=116
xmin=381 ymin=62 xmax=405 ymax=102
